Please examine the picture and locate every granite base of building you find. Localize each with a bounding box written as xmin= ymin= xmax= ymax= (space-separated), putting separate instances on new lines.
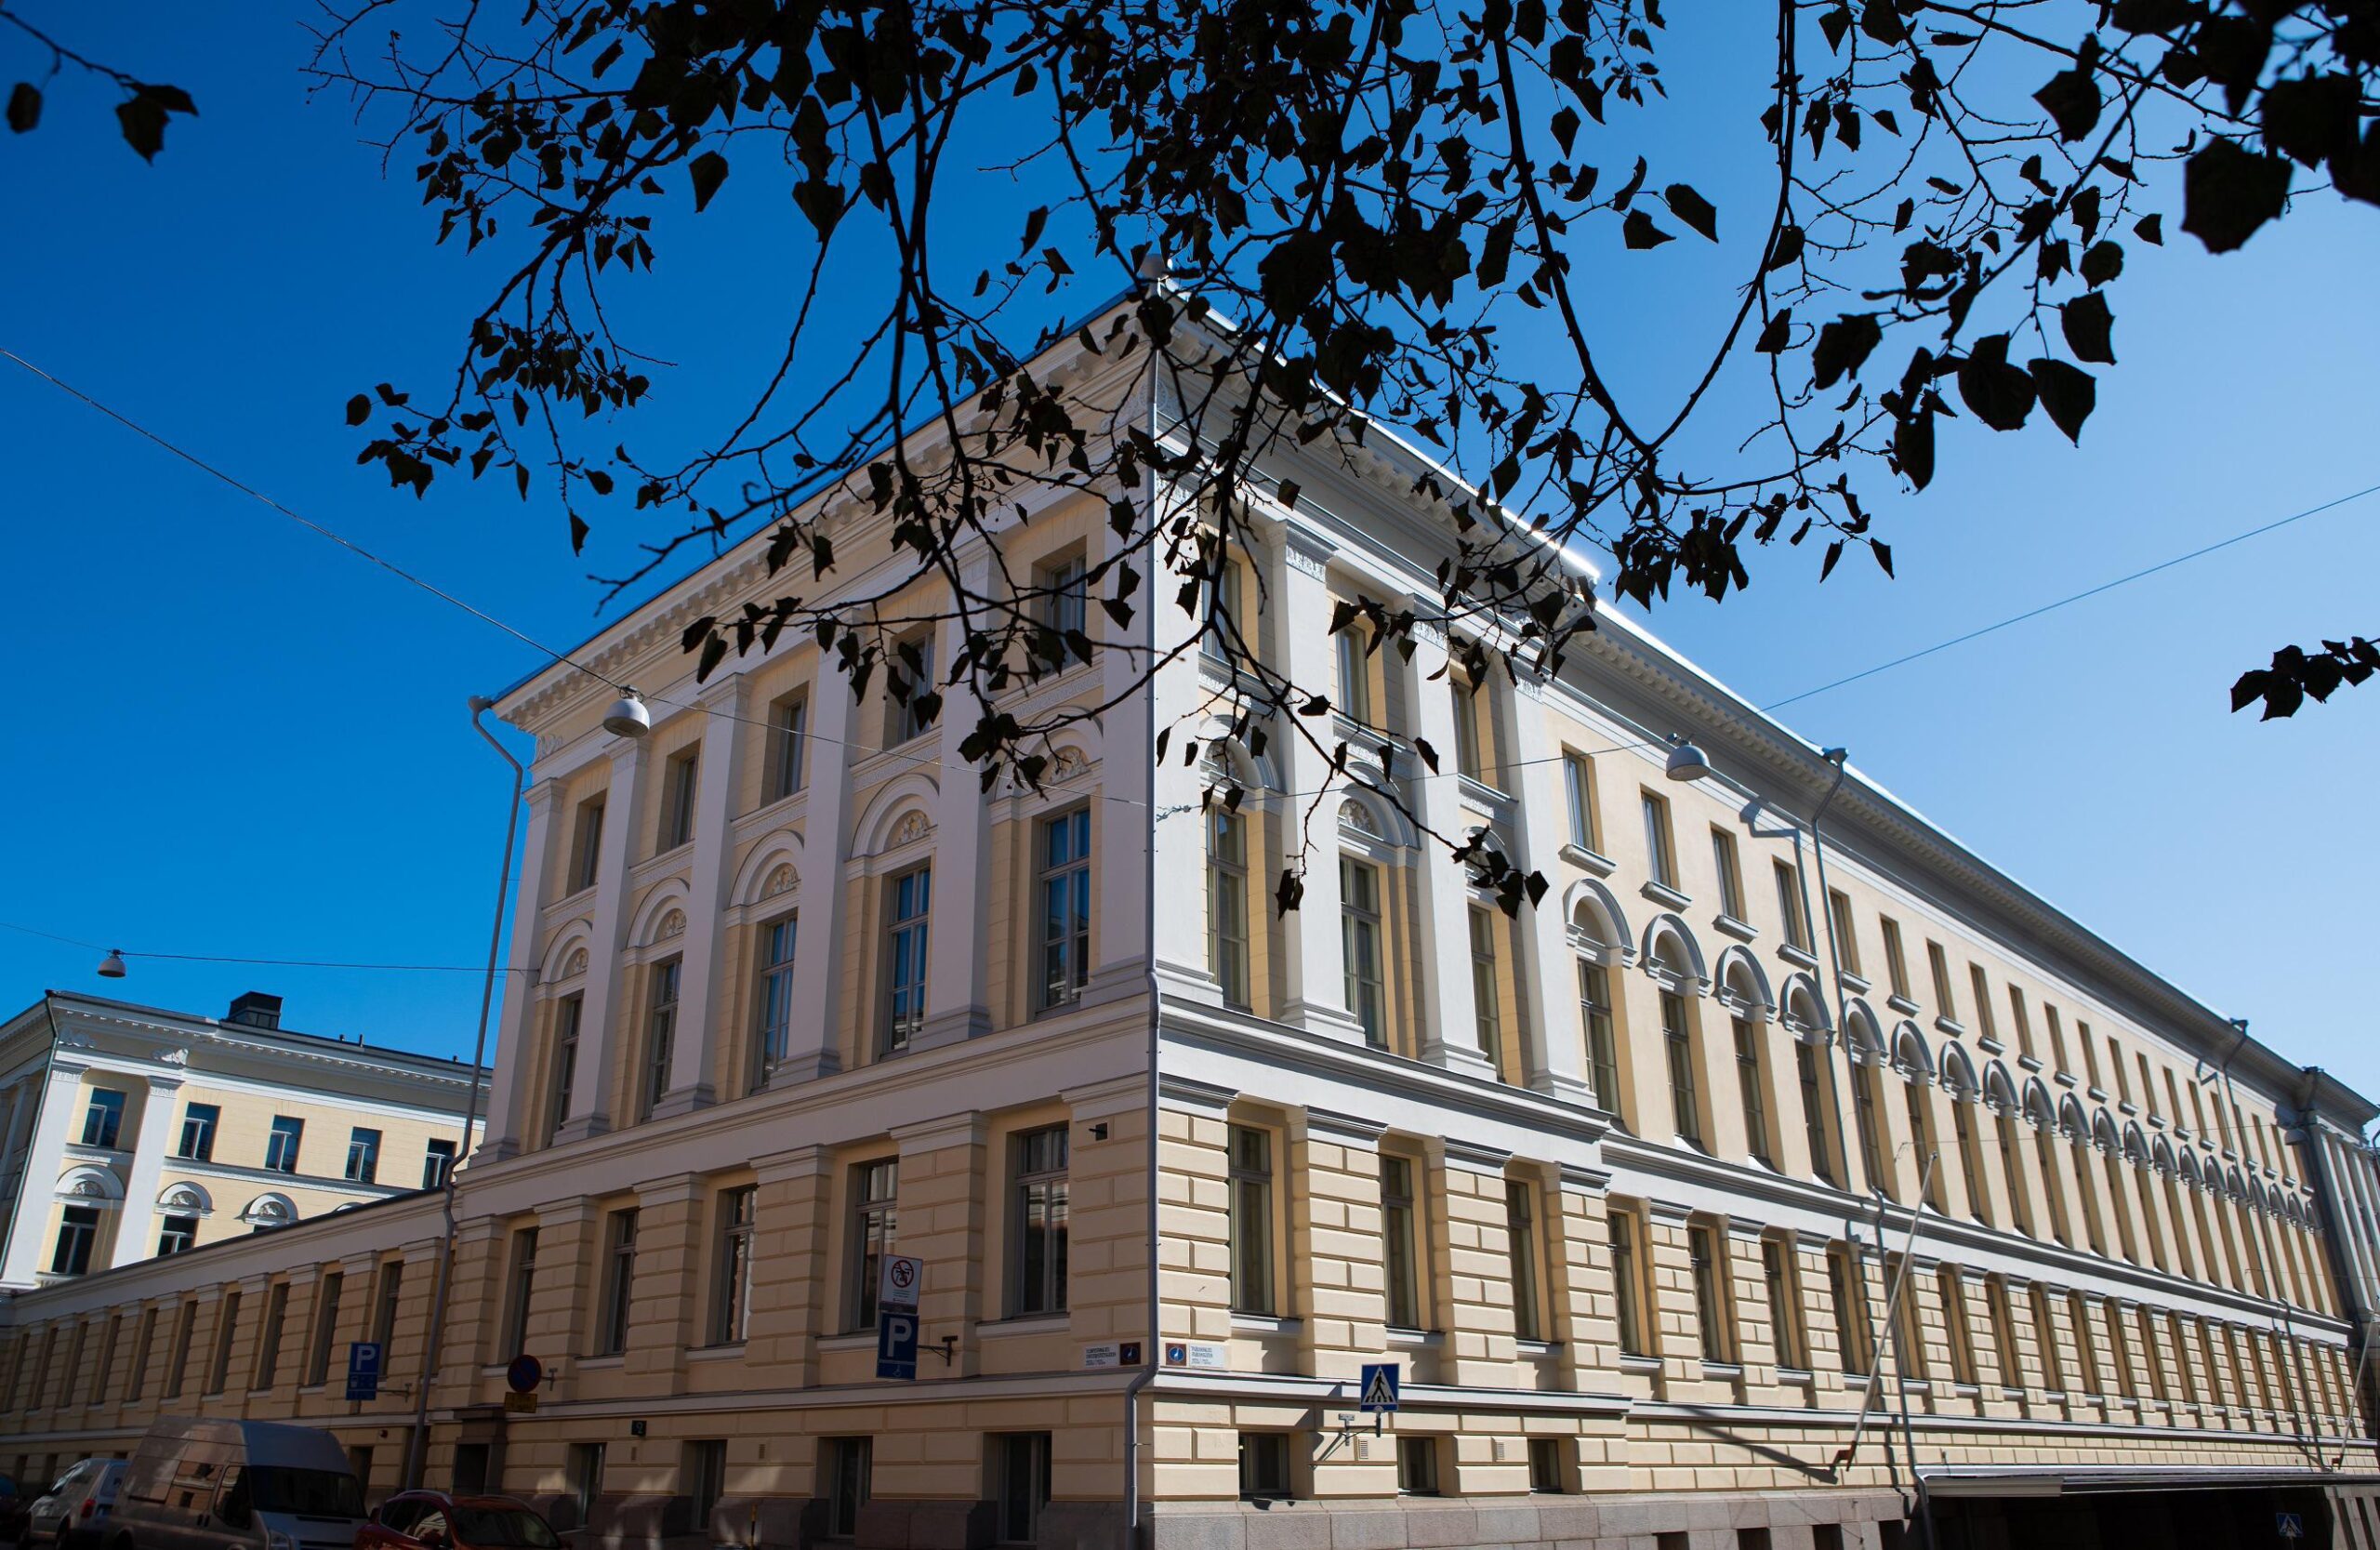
xmin=1144 ymin=1489 xmax=1908 ymax=1550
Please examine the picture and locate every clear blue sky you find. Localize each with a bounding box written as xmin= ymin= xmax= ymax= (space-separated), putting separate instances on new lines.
xmin=4 ymin=5 xmax=2374 ymax=1101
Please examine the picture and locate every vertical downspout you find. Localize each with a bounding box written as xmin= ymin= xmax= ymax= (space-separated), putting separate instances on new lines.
xmin=0 ymin=994 xmax=68 ymax=1287
xmin=2292 ymin=1069 xmax=2377 ymax=1466
xmin=1121 ymin=360 xmax=1163 ymax=1546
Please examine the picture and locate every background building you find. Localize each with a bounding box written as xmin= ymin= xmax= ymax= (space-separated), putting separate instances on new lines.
xmin=2 ymin=305 xmax=2376 ymax=1547
xmin=0 ymin=990 xmax=482 ymax=1288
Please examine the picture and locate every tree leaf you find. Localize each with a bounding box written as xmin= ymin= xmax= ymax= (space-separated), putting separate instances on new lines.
xmin=1754 ymin=308 xmax=1792 ymax=353
xmin=2079 ymin=239 xmax=2124 ymax=285
xmin=1810 ymin=313 xmax=1882 ymax=389
xmin=2027 ymin=358 xmax=2097 ymax=443
xmin=1663 ymin=183 xmax=1718 ymax=241
xmin=2032 ymin=66 xmax=2103 ymax=142
xmin=345 ymin=393 xmax=372 ymax=426
xmin=2181 ymin=138 xmax=2291 ymax=253
xmin=1765 ymin=223 xmax=1805 ymax=272
xmin=2134 ymin=212 xmax=2163 ymax=245
xmin=1893 ymin=409 xmax=1936 ymax=489
xmin=6 ymin=83 xmax=39 ymax=134
xmin=1955 ymin=338 xmax=2035 ymax=431
xmin=115 ymin=93 xmax=168 ymax=161
xmin=1621 ymin=208 xmax=1672 ymax=249
xmin=2060 ymin=290 xmax=2116 ymax=363
xmin=690 ymin=150 xmax=730 ymax=211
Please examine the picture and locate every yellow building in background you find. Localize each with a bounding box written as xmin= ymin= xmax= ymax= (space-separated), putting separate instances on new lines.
xmin=4 ymin=303 xmax=2379 ymax=1548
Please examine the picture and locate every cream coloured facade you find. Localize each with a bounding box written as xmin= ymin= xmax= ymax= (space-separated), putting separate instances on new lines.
xmin=5 ymin=302 xmax=2380 ymax=1548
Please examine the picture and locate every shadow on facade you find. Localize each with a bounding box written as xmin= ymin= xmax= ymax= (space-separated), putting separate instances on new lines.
xmin=1924 ymin=1481 xmax=2346 ymax=1550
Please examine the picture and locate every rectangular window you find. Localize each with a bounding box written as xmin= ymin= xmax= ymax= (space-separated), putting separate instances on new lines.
xmin=1450 ymin=676 xmax=1485 ymax=779
xmin=1382 ymin=1156 xmax=1422 ymax=1331
xmin=346 ymin=1127 xmax=382 ymax=1184
xmin=265 ymin=1116 xmax=304 ymax=1173
xmin=1044 ymin=552 xmax=1089 ymax=640
xmin=825 ymin=1438 xmax=871 ymax=1538
xmin=1828 ymin=1247 xmax=1874 ymax=1374
xmin=753 ymin=916 xmax=797 ymax=1088
xmin=1341 ymin=856 xmax=1386 ymax=1047
xmin=1985 ymin=1277 xmax=2021 ymax=1389
xmin=1797 ymin=1040 xmax=1837 ymax=1186
xmin=1763 ymin=1239 xmax=1806 ymax=1371
xmin=1528 ymin=1437 xmax=1564 ymax=1493
xmin=1926 ymin=941 xmax=1956 ymax=1019
xmin=1468 ymin=907 xmax=1503 ymax=1067
xmin=1038 ymin=809 xmax=1092 ymax=1011
xmin=1940 ymin=1269 xmax=1977 ymax=1384
xmin=711 ymin=1186 xmax=757 ymax=1345
xmin=1207 ymin=810 xmax=1250 ymax=1008
xmin=2007 ymin=986 xmax=2036 ymax=1060
xmin=1641 ymin=789 xmax=1676 ymax=888
xmin=127 ymin=1306 xmax=158 ymax=1401
xmin=1336 ymin=624 xmax=1373 ymax=725
xmin=1904 ymin=1083 xmax=1944 ymax=1210
xmin=1854 ymin=1066 xmax=1887 ymax=1197
xmin=1237 ymin=1433 xmax=1291 ymax=1503
xmin=50 ymin=1206 xmax=99 ymax=1276
xmin=993 ymin=1433 xmax=1051 ymax=1544
xmin=893 ymin=634 xmax=939 ymax=744
xmin=305 ymin=1274 xmax=342 ymax=1386
xmin=1887 ymin=1259 xmax=1925 ymax=1380
xmin=1734 ymin=1015 xmax=1769 ymax=1164
xmin=500 ymin=1227 xmax=539 ymax=1358
xmin=1774 ymin=862 xmax=1809 ymax=952
xmin=883 ymin=868 xmax=931 ymax=1053
xmin=2069 ymin=1292 xmax=2102 ymax=1393
xmin=1011 ymin=1127 xmax=1069 ymax=1317
xmin=371 ymin=1260 xmax=405 ymax=1352
xmin=2105 ymin=1304 xmax=2136 ymax=1399
xmin=2141 ymin=1055 xmax=2161 ymax=1118
xmin=2046 ymin=1005 xmax=2072 ymax=1076
xmin=1880 ymin=916 xmax=1911 ymax=1000
xmin=82 ymin=1089 xmax=126 ymax=1149
xmin=157 ymin=1213 xmax=198 ymax=1256
xmin=568 ymin=795 xmax=606 ymax=894
xmin=1661 ymin=990 xmax=1701 ymax=1146
xmin=1710 ymin=828 xmax=1744 ymax=919
xmin=1951 ymin=1101 xmax=1989 ymax=1225
xmin=1828 ymin=890 xmax=1860 ymax=974
xmin=598 ymin=1209 xmax=638 ymax=1357
xmin=569 ymin=1442 xmax=608 ymax=1530
xmin=1507 ymin=1180 xmax=1543 ymax=1342
xmin=1200 ymin=553 xmax=1242 ymax=664
xmin=1579 ymin=961 xmax=1620 ymax=1116
xmin=2110 ymin=1036 xmax=2133 ymax=1103
xmin=1688 ymin=1221 xmax=1733 ymax=1363
xmin=641 ymin=956 xmax=681 ymax=1119
xmin=1229 ymin=1126 xmax=1276 ymax=1314
xmin=685 ymin=1440 xmax=728 ymax=1537
xmin=205 ymin=1291 xmax=241 ymax=1394
xmin=545 ymin=992 xmax=582 ymax=1144
xmin=98 ymin=1315 xmax=122 ymax=1404
xmin=164 ymin=1301 xmax=198 ymax=1399
xmin=2079 ymin=1020 xmax=2102 ymax=1087
xmin=1609 ymin=1208 xmax=1649 ymax=1357
xmin=661 ymin=747 xmax=701 ymax=850
xmin=253 ymin=1282 xmax=290 ymax=1391
xmin=1396 ymin=1436 xmax=1439 ymax=1496
xmin=178 ymin=1101 xmax=220 ymax=1161
xmin=423 ymin=1139 xmax=457 ymax=1190
xmin=848 ymin=1160 xmax=898 ymax=1330
xmin=1563 ymin=752 xmax=1599 ymax=852
xmin=1968 ymin=967 xmax=1997 ymax=1040
xmin=766 ymin=692 xmax=809 ymax=802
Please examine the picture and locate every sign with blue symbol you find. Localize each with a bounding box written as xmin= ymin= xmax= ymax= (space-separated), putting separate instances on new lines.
xmin=877 ymin=1310 xmax=919 ymax=1381
xmin=1358 ymin=1362 xmax=1400 ymax=1413
xmin=345 ymin=1341 xmax=382 ymax=1401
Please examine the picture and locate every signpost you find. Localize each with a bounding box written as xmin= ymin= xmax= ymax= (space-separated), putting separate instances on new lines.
xmin=345 ymin=1342 xmax=383 ymax=1402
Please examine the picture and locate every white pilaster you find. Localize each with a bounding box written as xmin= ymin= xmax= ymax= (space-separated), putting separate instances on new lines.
xmin=780 ymin=664 xmax=854 ymax=1083
xmin=111 ymin=1071 xmax=186 ymax=1268
xmin=654 ymin=677 xmax=751 ymax=1117
xmin=1271 ymin=525 xmax=1368 ymax=1044
xmin=1406 ymin=624 xmax=1496 ymax=1080
xmin=918 ymin=546 xmax=998 ymax=1050
xmin=556 ymin=743 xmax=645 ymax=1144
xmin=1506 ymin=675 xmax=1593 ymax=1106
xmin=1084 ymin=508 xmax=1155 ymax=1009
xmin=483 ymin=778 xmax=561 ymax=1159
xmin=0 ymin=1057 xmax=94 ymax=1287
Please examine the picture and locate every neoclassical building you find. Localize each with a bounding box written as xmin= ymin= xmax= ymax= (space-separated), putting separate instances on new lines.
xmin=0 ymin=990 xmax=482 ymax=1289
xmin=4 ymin=302 xmax=2378 ymax=1548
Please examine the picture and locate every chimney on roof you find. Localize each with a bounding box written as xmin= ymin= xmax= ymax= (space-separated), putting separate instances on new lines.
xmin=226 ymin=991 xmax=284 ymax=1030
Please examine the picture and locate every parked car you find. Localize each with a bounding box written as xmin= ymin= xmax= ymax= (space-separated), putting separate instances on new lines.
xmin=108 ymin=1419 xmax=365 ymax=1550
xmin=28 ymin=1461 xmax=126 ymax=1550
xmin=355 ymin=1494 xmax=561 ymax=1550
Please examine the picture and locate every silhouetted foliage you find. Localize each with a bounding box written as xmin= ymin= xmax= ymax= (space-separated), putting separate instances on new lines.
xmin=3 ymin=7 xmax=196 ymax=159
xmin=301 ymin=0 xmax=2376 ymax=894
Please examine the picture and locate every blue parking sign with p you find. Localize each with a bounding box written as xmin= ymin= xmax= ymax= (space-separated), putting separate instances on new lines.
xmin=876 ymin=1310 xmax=919 ymax=1381
xmin=346 ymin=1341 xmax=383 ymax=1401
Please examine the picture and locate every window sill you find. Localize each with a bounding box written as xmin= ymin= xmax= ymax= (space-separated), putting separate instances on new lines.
xmin=821 ymin=1331 xmax=878 ymax=1350
xmin=1561 ymin=843 xmax=1616 ymax=878
xmin=1456 ymin=774 xmax=1512 ymax=806
xmin=1699 ymin=1360 xmax=1744 ymax=1379
xmin=1836 ymin=971 xmax=1871 ymax=997
xmin=1383 ymin=1327 xmax=1443 ymax=1349
xmin=1950 ymin=1382 xmax=1981 ymax=1397
xmin=1778 ymin=945 xmax=1818 ymax=971
xmin=2054 ymin=1071 xmax=2079 ymax=1089
xmin=1639 ymin=881 xmax=1691 ymax=912
xmin=1618 ymin=1353 xmax=1660 ymax=1374
xmin=1712 ymin=914 xmax=1759 ymax=945
xmin=688 ymin=1342 xmax=747 ymax=1362
xmin=1231 ymin=1312 xmax=1301 ymax=1336
xmin=2018 ymin=1054 xmax=2045 ymax=1073
xmin=1976 ymin=1036 xmax=2004 ymax=1057
xmin=1516 ymin=1339 xmax=1560 ymax=1360
xmin=1886 ymin=995 xmax=1921 ymax=1016
xmin=2086 ymin=1085 xmax=2109 ymax=1103
xmin=977 ymin=1315 xmax=1069 ymax=1339
xmin=576 ymin=1353 xmax=626 ymax=1370
xmin=1934 ymin=1016 xmax=1966 ymax=1040
xmin=2119 ymin=1100 xmax=2138 ymax=1118
xmin=1775 ymin=1366 xmax=1815 ymax=1384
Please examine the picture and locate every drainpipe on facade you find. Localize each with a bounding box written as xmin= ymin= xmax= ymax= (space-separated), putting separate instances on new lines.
xmin=403 ymin=698 xmax=522 ymax=1491
xmin=1120 ymin=395 xmax=1163 ymax=1547
xmin=2291 ymin=1066 xmax=2378 ymax=1468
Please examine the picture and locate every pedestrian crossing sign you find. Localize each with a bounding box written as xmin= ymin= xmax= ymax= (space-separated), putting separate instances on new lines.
xmin=1358 ymin=1362 xmax=1400 ymax=1414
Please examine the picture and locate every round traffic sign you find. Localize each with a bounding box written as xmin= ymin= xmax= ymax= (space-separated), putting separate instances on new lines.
xmin=506 ymin=1354 xmax=544 ymax=1394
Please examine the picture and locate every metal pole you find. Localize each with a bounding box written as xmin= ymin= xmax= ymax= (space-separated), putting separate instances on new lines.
xmin=403 ymin=696 xmax=524 ymax=1491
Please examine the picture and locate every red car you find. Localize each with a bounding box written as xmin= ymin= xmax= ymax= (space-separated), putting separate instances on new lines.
xmin=355 ymin=1493 xmax=562 ymax=1550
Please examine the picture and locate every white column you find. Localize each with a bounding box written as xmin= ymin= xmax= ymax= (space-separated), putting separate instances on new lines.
xmin=556 ymin=743 xmax=645 ymax=1144
xmin=0 ymin=1057 xmax=93 ymax=1287
xmin=111 ymin=1072 xmax=185 ymax=1268
xmin=780 ymin=664 xmax=854 ymax=1083
xmin=483 ymin=778 xmax=561 ymax=1160
xmin=654 ymin=677 xmax=751 ymax=1117
xmin=1406 ymin=623 xmax=1496 ymax=1080
xmin=919 ymin=545 xmax=998 ymax=1050
xmin=1505 ymin=676 xmax=1593 ymax=1106
xmin=1271 ymin=525 xmax=1367 ymax=1044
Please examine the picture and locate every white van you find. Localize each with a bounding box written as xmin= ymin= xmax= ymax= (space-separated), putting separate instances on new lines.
xmin=107 ymin=1421 xmax=365 ymax=1550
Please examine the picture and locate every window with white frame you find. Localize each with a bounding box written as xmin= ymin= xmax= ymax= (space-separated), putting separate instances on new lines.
xmin=50 ymin=1207 xmax=99 ymax=1277
xmin=754 ymin=914 xmax=798 ymax=1088
xmin=545 ymin=993 xmax=581 ymax=1144
xmin=1734 ymin=1013 xmax=1770 ymax=1164
xmin=178 ymin=1101 xmax=219 ymax=1161
xmin=1687 ymin=1220 xmax=1734 ymax=1362
xmin=711 ymin=1186 xmax=757 ymax=1345
xmin=892 ymin=633 xmax=939 ymax=744
xmin=1641 ymin=788 xmax=1676 ymax=888
xmin=346 ymin=1127 xmax=382 ymax=1185
xmin=1335 ymin=621 xmax=1373 ymax=724
xmin=568 ymin=795 xmax=606 ymax=894
xmin=499 ymin=1227 xmax=538 ymax=1358
xmin=1661 ymin=990 xmax=1701 ymax=1147
xmin=1506 ymin=1178 xmax=1544 ymax=1342
xmin=1773 ymin=860 xmax=1810 ymax=952
xmin=423 ymin=1139 xmax=456 ymax=1190
xmin=1828 ymin=890 xmax=1861 ymax=974
xmin=1341 ymin=856 xmax=1385 ymax=1046
xmin=1042 ymin=552 xmax=1089 ymax=642
xmin=265 ymin=1116 xmax=304 ymax=1173
xmin=660 ymin=746 xmax=700 ymax=850
xmin=1228 ymin=1124 xmax=1276 ymax=1315
xmin=1011 ymin=1126 xmax=1069 ymax=1316
xmin=598 ymin=1208 xmax=638 ymax=1356
xmin=1563 ymin=750 xmax=1598 ymax=852
xmin=766 ymin=691 xmax=808 ymax=802
xmin=1711 ymin=828 xmax=1745 ymax=919
xmin=1037 ymin=809 xmax=1091 ymax=1011
xmin=1609 ymin=1207 xmax=1649 ymax=1357
xmin=1207 ymin=809 xmax=1250 ymax=1008
xmin=847 ymin=1159 xmax=898 ymax=1330
xmin=157 ymin=1214 xmax=199 ymax=1256
xmin=1579 ymin=959 xmax=1621 ymax=1119
xmin=883 ymin=867 xmax=931 ymax=1053
xmin=1381 ymin=1155 xmax=1423 ymax=1331
xmin=1763 ymin=1237 xmax=1807 ymax=1370
xmin=1450 ymin=671 xmax=1486 ymax=779
xmin=1828 ymin=1245 xmax=1874 ymax=1374
xmin=641 ymin=956 xmax=681 ymax=1119
xmin=1469 ymin=906 xmax=1503 ymax=1068
xmin=81 ymin=1089 xmax=126 ymax=1149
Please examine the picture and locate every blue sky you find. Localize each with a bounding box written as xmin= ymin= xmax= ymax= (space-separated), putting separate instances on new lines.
xmin=4 ymin=5 xmax=2374 ymax=1102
